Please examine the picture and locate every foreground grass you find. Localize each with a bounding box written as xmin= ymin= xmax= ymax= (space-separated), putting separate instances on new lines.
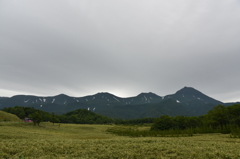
xmin=1 ymin=122 xmax=240 ymax=158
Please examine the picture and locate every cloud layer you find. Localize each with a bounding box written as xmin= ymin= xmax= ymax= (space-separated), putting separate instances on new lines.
xmin=1 ymin=0 xmax=240 ymax=102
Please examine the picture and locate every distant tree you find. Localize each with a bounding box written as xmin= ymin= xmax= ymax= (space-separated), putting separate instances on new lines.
xmin=227 ymin=103 xmax=240 ymax=126
xmin=29 ymin=111 xmax=42 ymax=126
xmin=205 ymin=105 xmax=230 ymax=127
xmin=18 ymin=109 xmax=26 ymax=119
xmin=173 ymin=116 xmax=187 ymax=130
xmin=151 ymin=115 xmax=173 ymax=131
xmin=185 ymin=116 xmax=202 ymax=128
xmin=51 ymin=112 xmax=59 ymax=125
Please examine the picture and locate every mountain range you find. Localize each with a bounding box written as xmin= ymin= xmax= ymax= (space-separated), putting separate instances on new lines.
xmin=0 ymin=87 xmax=236 ymax=119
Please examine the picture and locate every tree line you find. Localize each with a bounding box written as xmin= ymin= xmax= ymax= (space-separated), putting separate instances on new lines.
xmin=151 ymin=104 xmax=240 ymax=133
xmin=1 ymin=106 xmax=114 ymax=125
xmin=1 ymin=104 xmax=240 ymax=132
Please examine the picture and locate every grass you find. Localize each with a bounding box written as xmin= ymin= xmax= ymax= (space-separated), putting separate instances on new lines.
xmin=1 ymin=122 xmax=240 ymax=158
xmin=0 ymin=110 xmax=21 ymax=122
xmin=230 ymin=127 xmax=240 ymax=138
xmin=106 ymin=126 xmax=194 ymax=137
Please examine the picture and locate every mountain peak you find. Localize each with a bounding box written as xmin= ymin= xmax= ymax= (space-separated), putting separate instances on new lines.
xmin=55 ymin=94 xmax=69 ymax=97
xmin=176 ymin=87 xmax=202 ymax=95
xmin=96 ymin=92 xmax=114 ymax=95
xmin=173 ymin=86 xmax=222 ymax=105
xmin=94 ymin=92 xmax=118 ymax=98
xmin=137 ymin=92 xmax=156 ymax=96
xmin=136 ymin=92 xmax=162 ymax=99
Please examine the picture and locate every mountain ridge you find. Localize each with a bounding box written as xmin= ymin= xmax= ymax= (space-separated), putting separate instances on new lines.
xmin=0 ymin=87 xmax=234 ymax=119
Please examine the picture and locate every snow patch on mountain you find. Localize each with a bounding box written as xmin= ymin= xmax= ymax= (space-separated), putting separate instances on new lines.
xmin=113 ymin=97 xmax=119 ymax=102
xmin=144 ymin=95 xmax=147 ymax=101
xmin=24 ymin=99 xmax=29 ymax=103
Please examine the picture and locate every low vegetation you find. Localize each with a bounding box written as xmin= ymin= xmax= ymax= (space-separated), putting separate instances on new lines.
xmin=1 ymin=104 xmax=240 ymax=158
xmin=106 ymin=126 xmax=193 ymax=137
xmin=0 ymin=110 xmax=21 ymax=122
xmin=1 ymin=122 xmax=240 ymax=158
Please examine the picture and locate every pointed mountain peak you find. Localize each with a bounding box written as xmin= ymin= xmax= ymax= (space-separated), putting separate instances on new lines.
xmin=176 ymin=87 xmax=202 ymax=95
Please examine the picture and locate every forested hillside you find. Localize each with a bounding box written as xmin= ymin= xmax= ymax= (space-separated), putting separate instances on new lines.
xmin=2 ymin=104 xmax=240 ymax=131
xmin=1 ymin=106 xmax=114 ymax=124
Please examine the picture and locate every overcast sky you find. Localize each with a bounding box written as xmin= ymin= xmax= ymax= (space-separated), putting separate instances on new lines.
xmin=1 ymin=0 xmax=240 ymax=102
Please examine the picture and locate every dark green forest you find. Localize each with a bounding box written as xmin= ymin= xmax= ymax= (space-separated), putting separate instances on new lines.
xmin=1 ymin=106 xmax=114 ymax=124
xmin=107 ymin=104 xmax=240 ymax=137
xmin=2 ymin=104 xmax=240 ymax=134
xmin=150 ymin=104 xmax=240 ymax=133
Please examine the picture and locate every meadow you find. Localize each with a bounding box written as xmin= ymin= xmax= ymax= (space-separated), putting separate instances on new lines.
xmin=0 ymin=122 xmax=240 ymax=159
xmin=0 ymin=111 xmax=21 ymax=122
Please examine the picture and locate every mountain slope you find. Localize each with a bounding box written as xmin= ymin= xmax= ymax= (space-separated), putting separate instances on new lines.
xmin=165 ymin=87 xmax=222 ymax=105
xmin=0 ymin=87 xmax=226 ymax=119
xmin=94 ymin=100 xmax=186 ymax=120
xmin=163 ymin=87 xmax=223 ymax=116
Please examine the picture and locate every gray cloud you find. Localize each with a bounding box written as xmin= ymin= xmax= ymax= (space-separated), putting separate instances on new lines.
xmin=1 ymin=0 xmax=240 ymax=102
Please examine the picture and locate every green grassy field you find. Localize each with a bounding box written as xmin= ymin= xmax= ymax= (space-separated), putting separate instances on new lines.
xmin=0 ymin=122 xmax=240 ymax=159
xmin=0 ymin=110 xmax=21 ymax=122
